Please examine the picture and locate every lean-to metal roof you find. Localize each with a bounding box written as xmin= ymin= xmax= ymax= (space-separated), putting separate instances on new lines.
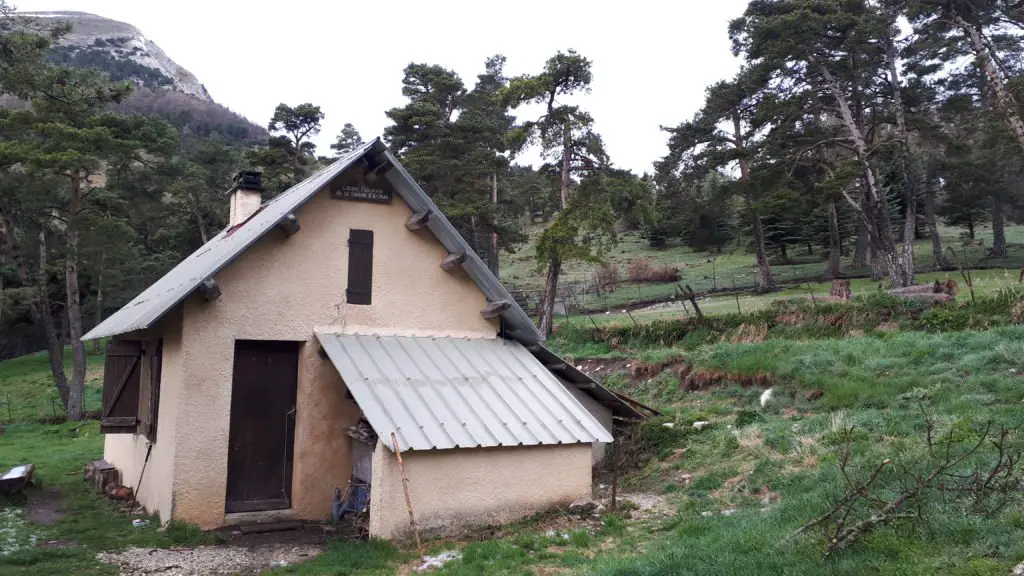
xmin=83 ymin=139 xmax=543 ymax=343
xmin=315 ymin=332 xmax=613 ymax=452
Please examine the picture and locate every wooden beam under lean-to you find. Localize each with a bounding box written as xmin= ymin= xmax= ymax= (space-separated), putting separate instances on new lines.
xmin=405 ymin=209 xmax=432 ymax=231
xmin=440 ymin=251 xmax=466 ymax=271
xmin=199 ymin=278 xmax=221 ymax=302
xmin=278 ymin=213 xmax=300 ymax=237
xmin=481 ymin=300 xmax=510 ymax=319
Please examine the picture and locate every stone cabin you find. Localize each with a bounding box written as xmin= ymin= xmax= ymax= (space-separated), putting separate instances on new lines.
xmin=84 ymin=139 xmax=642 ymax=539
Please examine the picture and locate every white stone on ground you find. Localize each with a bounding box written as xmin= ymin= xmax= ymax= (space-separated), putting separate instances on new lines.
xmin=760 ymin=388 xmax=774 ymax=407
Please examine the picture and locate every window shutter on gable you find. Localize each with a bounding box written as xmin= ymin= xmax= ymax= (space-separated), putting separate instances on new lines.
xmin=346 ymin=229 xmax=373 ymax=305
xmin=101 ymin=340 xmax=142 ymax=434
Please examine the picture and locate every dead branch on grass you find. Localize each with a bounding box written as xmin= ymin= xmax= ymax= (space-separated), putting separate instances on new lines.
xmin=794 ymin=407 xmax=1022 ymax=557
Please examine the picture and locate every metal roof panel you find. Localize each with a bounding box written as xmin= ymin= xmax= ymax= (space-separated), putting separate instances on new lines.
xmin=315 ymin=333 xmax=612 ymax=451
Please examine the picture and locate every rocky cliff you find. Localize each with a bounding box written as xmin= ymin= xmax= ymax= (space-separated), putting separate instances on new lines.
xmin=17 ymin=11 xmax=265 ymax=144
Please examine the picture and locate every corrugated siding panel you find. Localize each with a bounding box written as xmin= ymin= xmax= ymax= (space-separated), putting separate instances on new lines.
xmin=315 ymin=333 xmax=612 ymax=451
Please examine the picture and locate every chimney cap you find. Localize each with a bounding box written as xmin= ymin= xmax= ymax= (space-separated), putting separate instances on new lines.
xmin=231 ymin=170 xmax=264 ymax=193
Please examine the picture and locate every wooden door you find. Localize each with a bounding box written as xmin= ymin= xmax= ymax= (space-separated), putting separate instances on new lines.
xmin=225 ymin=340 xmax=300 ymax=513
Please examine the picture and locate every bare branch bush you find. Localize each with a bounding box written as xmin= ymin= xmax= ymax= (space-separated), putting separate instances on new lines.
xmin=795 ymin=406 xmax=1022 ymax=557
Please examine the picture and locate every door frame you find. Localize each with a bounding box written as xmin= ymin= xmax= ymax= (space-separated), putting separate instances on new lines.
xmin=224 ymin=340 xmax=300 ymax=514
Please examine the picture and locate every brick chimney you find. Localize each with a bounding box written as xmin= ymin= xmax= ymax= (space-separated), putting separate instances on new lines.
xmin=227 ymin=170 xmax=263 ymax=227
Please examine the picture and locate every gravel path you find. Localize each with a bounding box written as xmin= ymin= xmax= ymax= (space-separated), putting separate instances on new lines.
xmin=96 ymin=544 xmax=321 ymax=575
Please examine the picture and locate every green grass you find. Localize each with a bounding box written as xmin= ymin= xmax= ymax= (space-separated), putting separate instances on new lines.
xmin=589 ymin=327 xmax=1024 ymax=575
xmin=0 ymin=422 xmax=221 ymax=575
xmin=0 ymin=345 xmax=105 ymax=424
xmin=502 ymin=222 xmax=1024 ymax=311
xmin=557 ymin=267 xmax=1024 ymax=329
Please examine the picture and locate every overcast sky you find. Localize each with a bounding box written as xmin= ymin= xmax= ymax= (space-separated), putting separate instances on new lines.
xmin=16 ymin=0 xmax=749 ymax=174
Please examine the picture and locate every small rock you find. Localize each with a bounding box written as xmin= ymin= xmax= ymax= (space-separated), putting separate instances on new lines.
xmin=1014 ymin=562 xmax=1024 ymax=576
xmin=1010 ymin=369 xmax=1018 ymax=374
xmin=700 ymin=511 xmax=713 ymax=517
xmin=662 ymin=422 xmax=675 ymax=428
xmin=569 ymin=497 xmax=604 ymax=515
xmin=692 ymin=421 xmax=710 ymax=430
xmin=676 ymin=473 xmax=693 ymax=486
xmin=759 ymin=388 xmax=774 ymax=408
xmin=720 ymin=508 xmax=736 ymax=516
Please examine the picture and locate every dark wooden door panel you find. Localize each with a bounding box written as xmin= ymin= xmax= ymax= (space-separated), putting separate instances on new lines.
xmin=225 ymin=340 xmax=299 ymax=513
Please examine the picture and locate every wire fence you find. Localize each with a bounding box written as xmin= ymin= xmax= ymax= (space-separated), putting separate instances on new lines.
xmin=504 ymin=245 xmax=1023 ymax=316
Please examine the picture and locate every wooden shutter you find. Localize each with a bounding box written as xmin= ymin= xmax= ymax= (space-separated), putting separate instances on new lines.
xmin=138 ymin=340 xmax=162 ymax=442
xmin=346 ymin=229 xmax=373 ymax=305
xmin=101 ymin=340 xmax=142 ymax=434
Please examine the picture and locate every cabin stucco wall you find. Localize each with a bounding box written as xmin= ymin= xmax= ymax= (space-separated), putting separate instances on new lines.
xmin=102 ymin=309 xmax=183 ymax=522
xmin=368 ymin=443 xmax=593 ymax=540
xmin=164 ymin=171 xmax=498 ymax=528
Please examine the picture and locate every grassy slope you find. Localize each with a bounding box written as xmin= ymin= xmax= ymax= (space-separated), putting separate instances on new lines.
xmin=571 ymin=327 xmax=1024 ymax=575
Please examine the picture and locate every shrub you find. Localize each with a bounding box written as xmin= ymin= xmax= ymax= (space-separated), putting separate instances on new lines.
xmin=592 ymin=264 xmax=620 ymax=292
xmin=734 ymin=410 xmax=764 ymax=428
xmin=627 ymin=258 xmax=680 ymax=283
xmin=627 ymin=258 xmax=653 ymax=282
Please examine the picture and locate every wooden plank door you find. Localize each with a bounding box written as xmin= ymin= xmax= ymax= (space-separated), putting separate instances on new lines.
xmin=225 ymin=340 xmax=300 ymax=513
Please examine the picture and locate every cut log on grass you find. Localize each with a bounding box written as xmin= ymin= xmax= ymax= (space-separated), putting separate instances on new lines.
xmin=891 ymin=293 xmax=953 ymax=305
xmin=829 ymin=279 xmax=852 ymax=300
xmin=889 ymin=279 xmax=959 ymax=297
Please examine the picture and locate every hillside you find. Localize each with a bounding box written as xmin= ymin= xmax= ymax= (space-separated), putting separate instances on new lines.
xmin=10 ymin=11 xmax=266 ymax=144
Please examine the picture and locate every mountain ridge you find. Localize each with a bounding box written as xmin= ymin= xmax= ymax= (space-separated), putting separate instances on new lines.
xmin=13 ymin=10 xmax=266 ymax=145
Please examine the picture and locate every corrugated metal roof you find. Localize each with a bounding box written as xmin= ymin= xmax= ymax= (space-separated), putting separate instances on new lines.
xmin=315 ymin=332 xmax=612 ymax=451
xmin=83 ymin=139 xmax=544 ymax=343
xmin=530 ymin=345 xmax=644 ymax=420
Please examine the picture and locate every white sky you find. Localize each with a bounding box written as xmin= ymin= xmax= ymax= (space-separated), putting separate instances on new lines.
xmin=16 ymin=0 xmax=748 ymax=174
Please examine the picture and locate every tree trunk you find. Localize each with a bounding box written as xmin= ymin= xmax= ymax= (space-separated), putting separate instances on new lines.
xmin=992 ymin=197 xmax=1007 ymax=258
xmin=2 ymin=215 xmax=74 ymax=408
xmin=902 ymin=192 xmax=916 ymax=285
xmin=870 ymin=245 xmax=885 ymax=281
xmin=827 ymin=201 xmax=842 ymax=278
xmin=854 ymin=220 xmax=869 ymax=267
xmin=923 ymin=170 xmax=949 ymax=269
xmin=538 ymin=255 xmax=562 ymax=336
xmin=967 ymin=218 xmax=975 ymax=240
xmin=560 ymin=127 xmax=571 ymax=211
xmin=887 ymin=34 xmax=916 ymax=286
xmin=814 ymin=57 xmax=911 ymax=287
xmin=488 ymin=172 xmax=499 ymax=279
xmin=951 ymin=12 xmax=1024 ymax=153
xmin=192 ymin=195 xmax=209 ymax=245
xmin=65 ymin=175 xmax=87 ymax=421
xmin=92 ymin=251 xmax=104 ymax=355
xmin=734 ymin=113 xmax=775 ymax=293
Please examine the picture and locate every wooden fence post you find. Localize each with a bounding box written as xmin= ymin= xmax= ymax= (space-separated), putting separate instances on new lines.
xmin=390 ymin=432 xmax=422 ymax=552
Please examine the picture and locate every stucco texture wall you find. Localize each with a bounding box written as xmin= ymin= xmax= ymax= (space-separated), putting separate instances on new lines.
xmin=166 ymin=167 xmax=499 ymax=528
xmin=368 ymin=443 xmax=593 ymax=540
xmin=102 ymin=309 xmax=183 ymax=522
